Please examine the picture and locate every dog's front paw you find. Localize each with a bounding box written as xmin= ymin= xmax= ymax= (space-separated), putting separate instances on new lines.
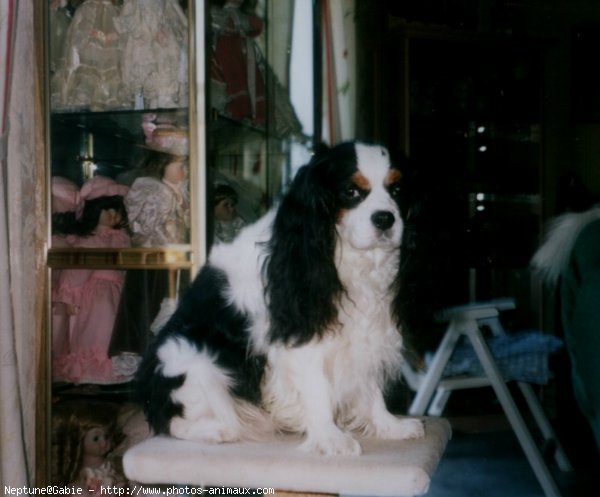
xmin=374 ymin=416 xmax=425 ymax=441
xmin=170 ymin=417 xmax=240 ymax=443
xmin=301 ymin=430 xmax=362 ymax=456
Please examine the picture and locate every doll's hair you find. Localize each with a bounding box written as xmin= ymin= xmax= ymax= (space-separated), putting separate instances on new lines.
xmin=76 ymin=195 xmax=128 ymax=236
xmin=213 ymin=183 xmax=238 ymax=207
xmin=53 ymin=401 xmax=123 ymax=485
xmin=211 ymin=0 xmax=257 ymax=14
xmin=52 ymin=211 xmax=78 ymax=235
xmin=138 ymin=150 xmax=184 ymax=181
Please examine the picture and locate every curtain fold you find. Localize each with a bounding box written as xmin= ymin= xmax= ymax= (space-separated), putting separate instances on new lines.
xmin=1 ymin=0 xmax=44 ymax=487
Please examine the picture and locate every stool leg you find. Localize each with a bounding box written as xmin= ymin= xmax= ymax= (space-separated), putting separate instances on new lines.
xmin=517 ymin=382 xmax=573 ymax=472
xmin=409 ymin=323 xmax=462 ymax=416
xmin=427 ymin=387 xmax=452 ymax=416
xmin=466 ymin=323 xmax=563 ymax=497
xmin=480 ymin=316 xmax=572 ymax=472
xmin=479 ymin=317 xmax=573 ymax=471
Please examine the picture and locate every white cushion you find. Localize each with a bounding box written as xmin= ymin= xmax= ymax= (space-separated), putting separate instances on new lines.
xmin=123 ymin=417 xmax=451 ymax=497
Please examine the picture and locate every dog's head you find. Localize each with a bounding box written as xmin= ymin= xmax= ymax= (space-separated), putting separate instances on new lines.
xmin=266 ymin=141 xmax=407 ymax=345
xmin=331 ymin=142 xmax=404 ymax=251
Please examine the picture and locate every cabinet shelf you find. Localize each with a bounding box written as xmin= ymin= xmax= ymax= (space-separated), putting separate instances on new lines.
xmin=47 ymin=246 xmax=192 ymax=270
xmin=51 ymin=108 xmax=188 ymax=143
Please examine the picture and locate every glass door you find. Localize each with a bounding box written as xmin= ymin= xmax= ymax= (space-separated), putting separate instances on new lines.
xmin=386 ymin=28 xmax=544 ymax=330
xmin=41 ymin=0 xmax=320 ymax=487
xmin=44 ymin=0 xmax=198 ymax=487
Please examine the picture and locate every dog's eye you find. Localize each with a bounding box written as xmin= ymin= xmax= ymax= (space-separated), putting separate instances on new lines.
xmin=345 ymin=185 xmax=361 ymax=199
xmin=389 ymin=183 xmax=402 ymax=197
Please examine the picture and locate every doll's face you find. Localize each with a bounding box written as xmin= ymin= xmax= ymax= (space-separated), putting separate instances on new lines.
xmin=214 ymin=198 xmax=236 ymax=222
xmin=163 ymin=157 xmax=187 ymax=185
xmin=98 ymin=208 xmax=122 ymax=228
xmin=83 ymin=427 xmax=111 ymax=459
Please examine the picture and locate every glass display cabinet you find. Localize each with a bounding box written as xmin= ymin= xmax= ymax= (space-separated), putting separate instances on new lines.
xmin=40 ymin=0 xmax=319 ymax=485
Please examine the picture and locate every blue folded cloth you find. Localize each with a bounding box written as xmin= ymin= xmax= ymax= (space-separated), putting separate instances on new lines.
xmin=426 ymin=331 xmax=563 ymax=385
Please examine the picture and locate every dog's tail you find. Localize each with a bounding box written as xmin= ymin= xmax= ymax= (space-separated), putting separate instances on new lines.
xmin=532 ymin=206 xmax=600 ymax=286
xmin=134 ymin=345 xmax=186 ymax=436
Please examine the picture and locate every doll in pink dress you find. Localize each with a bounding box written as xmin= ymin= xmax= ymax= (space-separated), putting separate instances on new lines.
xmin=51 ymin=176 xmax=81 ymax=366
xmin=52 ymin=176 xmax=131 ymax=384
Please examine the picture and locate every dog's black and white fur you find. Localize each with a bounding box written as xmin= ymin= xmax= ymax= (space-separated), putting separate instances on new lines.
xmin=137 ymin=141 xmax=424 ymax=456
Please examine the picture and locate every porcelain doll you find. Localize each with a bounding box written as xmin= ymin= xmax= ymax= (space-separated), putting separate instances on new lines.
xmin=51 ymin=0 xmax=128 ymax=111
xmin=52 ymin=176 xmax=131 ymax=384
xmin=109 ymin=127 xmax=189 ymax=359
xmin=53 ymin=401 xmax=127 ymax=492
xmin=115 ymin=0 xmax=188 ymax=109
xmin=209 ymin=0 xmax=302 ymax=137
xmin=124 ymin=127 xmax=189 ymax=247
xmin=213 ymin=181 xmax=245 ymax=243
xmin=50 ymin=176 xmax=80 ymax=365
xmin=210 ymin=0 xmax=266 ymax=126
xmin=49 ymin=0 xmax=72 ymax=75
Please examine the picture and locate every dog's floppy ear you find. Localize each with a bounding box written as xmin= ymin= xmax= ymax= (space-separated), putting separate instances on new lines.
xmin=266 ymin=145 xmax=344 ymax=345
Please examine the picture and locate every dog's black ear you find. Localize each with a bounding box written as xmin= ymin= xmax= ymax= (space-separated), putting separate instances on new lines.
xmin=266 ymin=147 xmax=343 ymax=346
xmin=312 ymin=141 xmax=331 ymax=157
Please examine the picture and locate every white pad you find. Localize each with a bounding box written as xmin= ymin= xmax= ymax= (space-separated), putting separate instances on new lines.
xmin=123 ymin=417 xmax=451 ymax=497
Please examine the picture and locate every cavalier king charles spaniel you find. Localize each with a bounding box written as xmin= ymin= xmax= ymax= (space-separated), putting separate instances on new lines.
xmin=137 ymin=141 xmax=425 ymax=456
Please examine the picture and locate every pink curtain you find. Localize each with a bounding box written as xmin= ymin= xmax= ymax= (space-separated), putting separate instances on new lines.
xmin=1 ymin=0 xmax=44 ymax=487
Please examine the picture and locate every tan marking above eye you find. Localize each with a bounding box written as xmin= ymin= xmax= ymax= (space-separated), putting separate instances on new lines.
xmin=351 ymin=171 xmax=371 ymax=191
xmin=384 ymin=169 xmax=402 ymax=186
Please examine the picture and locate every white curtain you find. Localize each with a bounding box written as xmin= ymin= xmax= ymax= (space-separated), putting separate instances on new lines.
xmin=266 ymin=0 xmax=295 ymax=86
xmin=322 ymin=0 xmax=356 ymax=144
xmin=1 ymin=0 xmax=44 ymax=487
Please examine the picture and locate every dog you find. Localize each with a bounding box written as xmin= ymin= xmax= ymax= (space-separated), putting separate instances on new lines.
xmin=136 ymin=141 xmax=425 ymax=456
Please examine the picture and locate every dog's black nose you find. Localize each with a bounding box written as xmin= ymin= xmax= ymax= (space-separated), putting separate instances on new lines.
xmin=371 ymin=210 xmax=395 ymax=231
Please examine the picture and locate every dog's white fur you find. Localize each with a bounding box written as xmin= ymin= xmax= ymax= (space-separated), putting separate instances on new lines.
xmin=148 ymin=143 xmax=424 ymax=455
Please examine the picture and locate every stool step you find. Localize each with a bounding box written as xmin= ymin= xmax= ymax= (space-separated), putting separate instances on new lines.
xmin=435 ymin=298 xmax=516 ymax=322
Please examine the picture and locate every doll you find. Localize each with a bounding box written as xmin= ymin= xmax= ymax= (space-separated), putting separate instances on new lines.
xmin=49 ymin=1 xmax=73 ymax=75
xmin=213 ymin=182 xmax=245 ymax=243
xmin=51 ymin=176 xmax=80 ymax=238
xmin=109 ymin=127 xmax=189 ymax=359
xmin=52 ymin=175 xmax=131 ymax=384
xmin=53 ymin=400 xmax=127 ymax=491
xmin=50 ymin=176 xmax=80 ymax=365
xmin=210 ymin=0 xmax=266 ymax=126
xmin=115 ymin=0 xmax=188 ymax=109
xmin=51 ymin=0 xmax=128 ymax=111
xmin=124 ymin=128 xmax=190 ymax=247
xmin=209 ymin=0 xmax=302 ymax=137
